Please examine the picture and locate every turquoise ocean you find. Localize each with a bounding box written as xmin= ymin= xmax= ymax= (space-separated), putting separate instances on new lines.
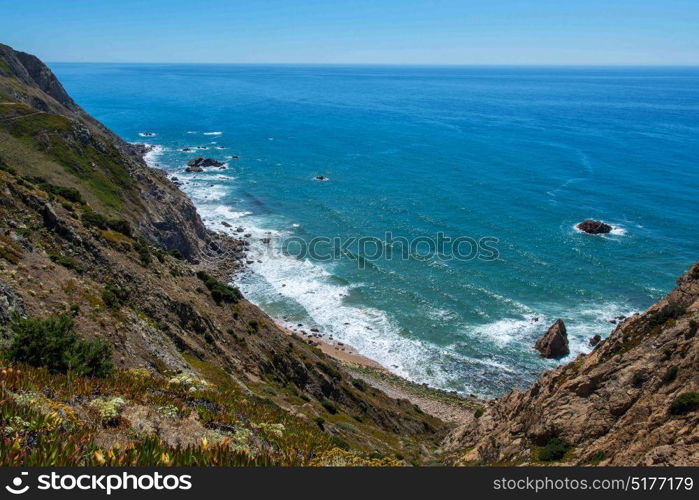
xmin=51 ymin=63 xmax=699 ymax=396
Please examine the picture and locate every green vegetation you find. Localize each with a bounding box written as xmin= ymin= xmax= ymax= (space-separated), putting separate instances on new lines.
xmin=196 ymin=271 xmax=242 ymax=305
xmin=22 ymin=176 xmax=84 ymax=204
xmin=81 ymin=210 xmax=132 ymax=236
xmin=588 ymin=450 xmax=606 ymax=465
xmin=669 ymin=392 xmax=699 ymax=415
xmin=0 ymin=157 xmax=17 ymax=175
xmin=474 ymin=407 xmax=484 ymax=419
xmin=5 ymin=315 xmax=113 ymax=377
xmin=1 ymin=106 xmax=136 ymax=210
xmin=632 ymin=371 xmax=645 ymax=388
xmin=48 ymin=253 xmax=83 ymax=272
xmin=133 ymin=237 xmax=152 ymax=265
xmin=350 ymin=378 xmax=367 ymax=392
xmin=0 ymin=233 xmax=23 ymax=264
xmin=662 ymin=366 xmax=678 ymax=384
xmin=89 ymin=397 xmax=127 ymax=426
xmin=167 ymin=249 xmax=184 ymax=260
xmin=0 ymin=359 xmax=406 ymax=466
xmin=321 ymin=399 xmax=338 ymax=414
xmin=537 ymin=437 xmax=570 ymax=462
xmin=102 ymin=284 xmax=129 ymax=309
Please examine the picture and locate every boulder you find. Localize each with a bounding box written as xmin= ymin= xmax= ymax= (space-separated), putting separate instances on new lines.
xmin=577 ymin=219 xmax=612 ymax=234
xmin=534 ymin=319 xmax=570 ymax=358
xmin=589 ymin=334 xmax=601 ymax=347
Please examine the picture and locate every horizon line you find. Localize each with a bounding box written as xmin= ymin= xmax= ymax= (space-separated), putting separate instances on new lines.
xmin=46 ymin=61 xmax=699 ymax=68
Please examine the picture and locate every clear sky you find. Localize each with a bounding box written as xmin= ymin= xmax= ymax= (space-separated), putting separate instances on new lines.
xmin=2 ymin=0 xmax=697 ymax=65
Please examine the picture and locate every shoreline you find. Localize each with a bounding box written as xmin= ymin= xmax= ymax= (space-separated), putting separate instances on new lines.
xmin=273 ymin=319 xmax=481 ymax=423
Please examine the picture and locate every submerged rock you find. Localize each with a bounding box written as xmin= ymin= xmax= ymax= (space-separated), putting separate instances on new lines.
xmin=314 ymin=175 xmax=329 ymax=182
xmin=577 ymin=219 xmax=612 ymax=234
xmin=534 ymin=319 xmax=569 ymax=358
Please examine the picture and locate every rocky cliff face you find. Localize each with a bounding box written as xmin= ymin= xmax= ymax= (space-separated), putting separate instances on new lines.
xmin=443 ymin=263 xmax=699 ymax=466
xmin=0 ymin=43 xmax=441 ymax=465
xmin=0 ymin=43 xmax=215 ymax=260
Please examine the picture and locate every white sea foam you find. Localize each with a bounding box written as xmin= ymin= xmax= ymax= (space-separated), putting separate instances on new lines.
xmin=472 ymin=315 xmax=543 ymax=348
xmin=142 ymin=144 xmax=165 ymax=166
xmin=204 ymin=131 xmax=223 ymax=136
xmin=138 ymin=132 xmax=156 ymax=137
xmin=239 ymin=251 xmax=508 ymax=394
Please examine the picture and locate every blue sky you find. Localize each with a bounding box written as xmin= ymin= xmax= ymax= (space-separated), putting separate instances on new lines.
xmin=2 ymin=0 xmax=697 ymax=64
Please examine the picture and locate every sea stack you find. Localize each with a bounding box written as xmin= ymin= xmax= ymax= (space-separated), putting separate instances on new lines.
xmin=577 ymin=219 xmax=612 ymax=234
xmin=534 ymin=319 xmax=570 ymax=358
xmin=187 ymin=157 xmax=224 ymax=168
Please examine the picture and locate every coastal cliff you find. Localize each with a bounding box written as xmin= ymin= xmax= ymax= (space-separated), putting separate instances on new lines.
xmin=0 ymin=43 xmax=696 ymax=466
xmin=0 ymin=43 xmax=440 ymax=466
xmin=443 ymin=263 xmax=699 ymax=465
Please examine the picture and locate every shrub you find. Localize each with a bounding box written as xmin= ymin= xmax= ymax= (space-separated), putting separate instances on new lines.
xmin=474 ymin=407 xmax=484 ymax=419
xmin=48 ymin=253 xmax=83 ymax=272
xmin=350 ymin=378 xmax=366 ymax=392
xmin=662 ymin=366 xmax=678 ymax=384
xmin=134 ymin=237 xmax=152 ymax=265
xmin=321 ymin=399 xmax=338 ymax=414
xmin=537 ymin=437 xmax=570 ymax=462
xmin=589 ymin=450 xmax=606 ymax=464
xmin=106 ymin=218 xmax=132 ymax=237
xmin=632 ymin=371 xmax=645 ymax=388
xmin=21 ymin=176 xmax=83 ymax=203
xmin=102 ymin=284 xmax=129 ymax=309
xmin=317 ymin=360 xmax=341 ymax=380
xmin=167 ymin=249 xmax=184 ymax=260
xmin=0 ymin=157 xmax=17 ymax=175
xmin=330 ymin=436 xmax=350 ymax=451
xmin=82 ymin=211 xmax=131 ymax=237
xmin=248 ymin=319 xmax=259 ymax=331
xmin=81 ymin=210 xmax=109 ymax=229
xmin=196 ymin=271 xmax=241 ymax=305
xmin=89 ymin=397 xmax=127 ymax=426
xmin=5 ymin=315 xmax=113 ymax=377
xmin=669 ymin=392 xmax=699 ymax=415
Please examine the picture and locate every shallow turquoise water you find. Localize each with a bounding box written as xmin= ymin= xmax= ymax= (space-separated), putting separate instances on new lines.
xmin=51 ymin=63 xmax=699 ymax=396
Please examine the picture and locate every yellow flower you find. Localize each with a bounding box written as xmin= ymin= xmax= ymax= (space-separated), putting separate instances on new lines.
xmin=201 ymin=437 xmax=209 ymax=450
xmin=159 ymin=452 xmax=172 ymax=466
xmin=94 ymin=450 xmax=106 ymax=465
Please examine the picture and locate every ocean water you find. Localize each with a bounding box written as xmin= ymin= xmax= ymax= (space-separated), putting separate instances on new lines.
xmin=51 ymin=63 xmax=699 ymax=397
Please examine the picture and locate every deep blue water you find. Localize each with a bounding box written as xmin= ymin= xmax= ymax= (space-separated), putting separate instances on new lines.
xmin=51 ymin=63 xmax=699 ymax=396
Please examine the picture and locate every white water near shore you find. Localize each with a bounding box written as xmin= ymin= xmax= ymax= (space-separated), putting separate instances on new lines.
xmin=143 ymin=144 xmax=638 ymax=397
